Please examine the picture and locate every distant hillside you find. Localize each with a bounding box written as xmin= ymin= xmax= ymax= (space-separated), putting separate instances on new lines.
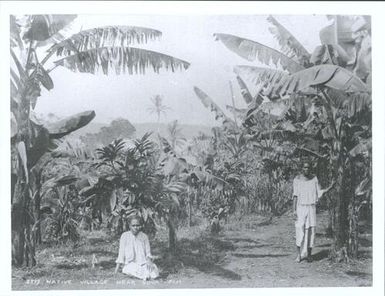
xmin=133 ymin=123 xmax=214 ymax=139
xmin=70 ymin=121 xmax=107 ymax=138
xmin=70 ymin=121 xmax=214 ymax=140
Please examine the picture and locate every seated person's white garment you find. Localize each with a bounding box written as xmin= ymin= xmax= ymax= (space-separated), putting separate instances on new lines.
xmin=116 ymin=231 xmax=159 ymax=280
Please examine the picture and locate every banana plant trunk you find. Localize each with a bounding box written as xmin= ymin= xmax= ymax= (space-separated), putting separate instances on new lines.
xmin=12 ymin=91 xmax=35 ymax=266
xmin=330 ymin=163 xmax=350 ymax=262
xmin=167 ymin=217 xmax=177 ymax=254
xmin=12 ymin=179 xmax=28 ymax=266
xmin=33 ymin=190 xmax=42 ymax=245
xmin=187 ymin=190 xmax=192 ymax=227
xmin=12 ymin=164 xmax=36 ymax=266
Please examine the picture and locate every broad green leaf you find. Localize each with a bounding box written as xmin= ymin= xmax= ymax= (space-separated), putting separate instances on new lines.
xmin=319 ymin=16 xmax=366 ymax=66
xmin=236 ymin=75 xmax=254 ymax=104
xmin=267 ymin=15 xmax=310 ymax=63
xmin=214 ymin=33 xmax=304 ymax=73
xmin=354 ymin=34 xmax=371 ymax=81
xmin=17 ymin=141 xmax=29 ymax=184
xmin=235 ymin=64 xmax=369 ymax=97
xmin=349 ymin=139 xmax=371 ymax=157
xmin=310 ymin=45 xmax=340 ymax=65
xmin=259 ymin=129 xmax=295 ymax=141
xmin=10 ymin=48 xmax=27 ymax=81
xmin=293 ymin=146 xmax=327 ymax=159
xmin=27 ymin=120 xmax=51 ymax=167
xmin=11 ymin=112 xmax=18 ymax=138
xmin=49 ymin=26 xmax=162 ymax=55
xmin=110 ymin=189 xmax=117 ymax=211
xmin=226 ymin=105 xmax=247 ymax=121
xmin=53 ymin=46 xmax=190 ymax=75
xmin=355 ymin=177 xmax=371 ymax=196
xmin=10 ymin=15 xmax=24 ymax=49
xmin=23 ymin=15 xmax=77 ymax=41
xmin=192 ymin=168 xmax=228 ymax=189
xmin=45 ymin=110 xmax=96 ymax=139
xmin=193 ymin=86 xmax=236 ymax=130
xmin=141 ymin=207 xmax=149 ymax=222
xmin=55 ymin=175 xmax=79 ymax=186
xmin=36 ymin=64 xmax=54 ymax=90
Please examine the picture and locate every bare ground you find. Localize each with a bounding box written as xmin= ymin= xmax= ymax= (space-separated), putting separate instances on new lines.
xmin=12 ymin=210 xmax=372 ymax=290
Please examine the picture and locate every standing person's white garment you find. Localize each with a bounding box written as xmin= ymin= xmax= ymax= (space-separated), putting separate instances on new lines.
xmin=293 ymin=176 xmax=324 ymax=257
xmin=116 ymin=231 xmax=159 ymax=280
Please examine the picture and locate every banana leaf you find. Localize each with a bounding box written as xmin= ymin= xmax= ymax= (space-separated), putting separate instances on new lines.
xmin=267 ymin=15 xmax=310 ymax=63
xmin=45 ymin=110 xmax=96 ymax=139
xmin=23 ymin=15 xmax=77 ymax=42
xmin=193 ymin=86 xmax=237 ymax=130
xmin=349 ymin=139 xmax=371 ymax=157
xmin=236 ymin=75 xmax=254 ymax=104
xmin=53 ymin=46 xmax=190 ymax=75
xmin=17 ymin=141 xmax=29 ymax=184
xmin=10 ymin=15 xmax=24 ymax=49
xmin=235 ymin=64 xmax=369 ymax=96
xmin=214 ymin=33 xmax=304 ymax=73
xmin=49 ymin=26 xmax=162 ymax=55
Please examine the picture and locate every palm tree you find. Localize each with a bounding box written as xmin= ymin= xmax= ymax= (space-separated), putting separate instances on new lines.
xmin=147 ymin=95 xmax=171 ymax=133
xmin=166 ymin=120 xmax=186 ymax=151
xmin=214 ymin=15 xmax=371 ymax=261
xmin=10 ymin=14 xmax=190 ymax=266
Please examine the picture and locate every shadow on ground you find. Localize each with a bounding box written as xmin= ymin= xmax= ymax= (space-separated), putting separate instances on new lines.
xmin=312 ymin=249 xmax=329 ymax=261
xmin=81 ymin=249 xmax=116 ymax=256
xmin=226 ymin=237 xmax=273 ymax=249
xmin=55 ymin=263 xmax=88 ymax=270
xmin=345 ymin=270 xmax=371 ymax=279
xmin=155 ymin=234 xmax=241 ymax=281
xmin=232 ymin=253 xmax=290 ymax=259
xmin=98 ymin=259 xmax=116 ymax=270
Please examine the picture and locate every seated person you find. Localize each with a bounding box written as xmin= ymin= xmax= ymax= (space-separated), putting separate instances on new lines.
xmin=114 ymin=216 xmax=159 ymax=280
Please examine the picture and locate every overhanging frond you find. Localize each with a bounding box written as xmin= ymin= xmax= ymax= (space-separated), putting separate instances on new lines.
xmin=10 ymin=15 xmax=24 ymax=49
xmin=236 ymin=75 xmax=253 ymax=104
xmin=214 ymin=33 xmax=304 ymax=73
xmin=235 ymin=64 xmax=369 ymax=97
xmin=23 ymin=15 xmax=77 ymax=42
xmin=53 ymin=46 xmax=190 ymax=75
xmin=193 ymin=86 xmax=237 ymax=130
xmin=349 ymin=138 xmax=371 ymax=157
xmin=267 ymin=15 xmax=310 ymax=63
xmin=226 ymin=105 xmax=247 ymax=121
xmin=49 ymin=26 xmax=162 ymax=55
xmin=45 ymin=110 xmax=96 ymax=139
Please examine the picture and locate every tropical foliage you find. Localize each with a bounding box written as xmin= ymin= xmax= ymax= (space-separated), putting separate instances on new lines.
xmin=10 ymin=14 xmax=371 ymax=271
xmin=10 ymin=14 xmax=190 ymax=266
xmin=214 ymin=14 xmax=371 ymax=260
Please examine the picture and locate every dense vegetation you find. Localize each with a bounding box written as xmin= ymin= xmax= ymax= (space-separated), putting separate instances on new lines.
xmin=10 ymin=14 xmax=371 ymax=272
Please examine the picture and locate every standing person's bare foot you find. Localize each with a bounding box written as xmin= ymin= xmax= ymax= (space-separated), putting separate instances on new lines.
xmin=307 ymin=248 xmax=313 ymax=262
xmin=295 ymin=255 xmax=301 ymax=263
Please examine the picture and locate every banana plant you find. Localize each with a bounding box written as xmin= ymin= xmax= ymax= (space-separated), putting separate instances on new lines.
xmin=10 ymin=14 xmax=190 ymax=267
xmin=215 ymin=14 xmax=371 ymax=261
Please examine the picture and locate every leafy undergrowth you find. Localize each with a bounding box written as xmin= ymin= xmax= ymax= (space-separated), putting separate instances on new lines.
xmin=12 ymin=211 xmax=372 ymax=290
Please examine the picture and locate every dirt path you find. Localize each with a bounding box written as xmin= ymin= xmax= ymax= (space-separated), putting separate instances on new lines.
xmin=12 ymin=211 xmax=372 ymax=290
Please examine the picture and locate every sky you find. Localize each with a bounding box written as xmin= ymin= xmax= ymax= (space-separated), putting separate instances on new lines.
xmin=33 ymin=14 xmax=330 ymax=126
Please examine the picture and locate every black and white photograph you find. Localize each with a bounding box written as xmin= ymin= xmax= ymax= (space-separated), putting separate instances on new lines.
xmin=1 ymin=1 xmax=384 ymax=295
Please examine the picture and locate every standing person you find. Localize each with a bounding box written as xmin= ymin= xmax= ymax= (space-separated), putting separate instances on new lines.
xmin=292 ymin=161 xmax=334 ymax=263
xmin=114 ymin=216 xmax=159 ymax=280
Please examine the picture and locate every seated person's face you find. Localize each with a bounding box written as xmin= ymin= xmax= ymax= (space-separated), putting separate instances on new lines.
xmin=130 ymin=219 xmax=142 ymax=235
